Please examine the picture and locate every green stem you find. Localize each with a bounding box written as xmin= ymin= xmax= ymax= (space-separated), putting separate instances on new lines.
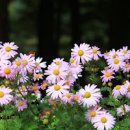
xmin=17 ymin=87 xmax=37 ymax=117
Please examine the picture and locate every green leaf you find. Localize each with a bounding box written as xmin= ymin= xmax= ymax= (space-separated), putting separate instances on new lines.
xmin=0 ymin=120 xmax=5 ymax=130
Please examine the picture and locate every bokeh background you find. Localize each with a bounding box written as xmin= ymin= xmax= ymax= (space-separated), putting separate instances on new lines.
xmin=0 ymin=0 xmax=130 ymax=63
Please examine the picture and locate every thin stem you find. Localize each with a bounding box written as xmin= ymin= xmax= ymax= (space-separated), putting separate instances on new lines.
xmin=17 ymin=87 xmax=37 ymax=116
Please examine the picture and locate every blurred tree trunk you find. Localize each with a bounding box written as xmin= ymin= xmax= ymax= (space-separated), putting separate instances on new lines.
xmin=37 ymin=0 xmax=58 ymax=64
xmin=70 ymin=0 xmax=81 ymax=46
xmin=0 ymin=0 xmax=9 ymax=41
xmin=109 ymin=0 xmax=130 ymax=49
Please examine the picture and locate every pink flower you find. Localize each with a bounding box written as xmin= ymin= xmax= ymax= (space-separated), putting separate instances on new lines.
xmin=117 ymin=104 xmax=130 ymax=116
xmin=85 ymin=106 xmax=104 ymax=122
xmin=0 ymin=51 xmax=10 ymax=66
xmin=61 ymin=91 xmax=73 ymax=104
xmin=69 ymin=62 xmax=83 ymax=79
xmin=79 ymin=84 xmax=102 ymax=107
xmin=15 ymin=99 xmax=27 ymax=111
xmin=120 ymin=46 xmax=130 ymax=60
xmin=72 ymin=92 xmax=83 ymax=104
xmin=121 ymin=62 xmax=130 ymax=73
xmin=19 ymin=53 xmax=35 ymax=75
xmin=0 ymin=87 xmax=13 ymax=105
xmin=46 ymin=80 xmax=69 ymax=99
xmin=112 ymin=85 xmax=127 ymax=98
xmin=93 ymin=112 xmax=115 ymax=130
xmin=12 ymin=57 xmax=23 ymax=72
xmin=0 ymin=42 xmax=18 ymax=58
xmin=101 ymin=69 xmax=115 ymax=82
xmin=0 ymin=64 xmax=15 ymax=79
xmin=33 ymin=72 xmax=43 ymax=81
xmin=30 ymin=84 xmax=40 ymax=94
xmin=90 ymin=46 xmax=102 ymax=60
xmin=40 ymin=80 xmax=48 ymax=90
xmin=107 ymin=57 xmax=125 ymax=72
xmin=52 ymin=58 xmax=69 ymax=68
xmin=106 ymin=49 xmax=123 ymax=60
xmin=45 ymin=63 xmax=68 ymax=84
xmin=71 ymin=43 xmax=92 ymax=64
xmin=123 ymin=81 xmax=130 ymax=98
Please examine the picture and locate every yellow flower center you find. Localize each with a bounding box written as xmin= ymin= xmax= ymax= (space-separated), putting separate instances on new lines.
xmin=15 ymin=60 xmax=21 ymax=66
xmin=125 ymin=63 xmax=129 ymax=68
xmin=32 ymin=86 xmax=38 ymax=91
xmin=5 ymin=46 xmax=11 ymax=52
xmin=21 ymin=85 xmax=26 ymax=90
xmin=54 ymin=85 xmax=60 ymax=91
xmin=78 ymin=50 xmax=84 ymax=56
xmin=66 ymin=93 xmax=71 ymax=98
xmin=121 ymin=106 xmax=126 ymax=111
xmin=55 ymin=61 xmax=60 ymax=65
xmin=101 ymin=117 xmax=107 ymax=123
xmin=114 ymin=59 xmax=119 ymax=64
xmin=4 ymin=67 xmax=11 ymax=74
xmin=90 ymin=111 xmax=96 ymax=117
xmin=18 ymin=101 xmax=24 ymax=106
xmin=23 ymin=60 xmax=28 ymax=65
xmin=104 ymin=72 xmax=111 ymax=77
xmin=53 ymin=69 xmax=59 ymax=75
xmin=70 ymin=58 xmax=75 ymax=63
xmin=34 ymin=74 xmax=40 ymax=79
xmin=0 ymin=91 xmax=4 ymax=98
xmin=115 ymin=85 xmax=121 ymax=90
xmin=92 ymin=49 xmax=97 ymax=54
xmin=42 ymin=83 xmax=48 ymax=89
xmin=123 ymin=50 xmax=127 ymax=54
xmin=84 ymin=92 xmax=91 ymax=98
xmin=73 ymin=95 xmax=78 ymax=101
xmin=128 ymin=84 xmax=130 ymax=92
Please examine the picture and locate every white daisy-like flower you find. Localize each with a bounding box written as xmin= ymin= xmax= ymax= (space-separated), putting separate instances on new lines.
xmin=93 ymin=112 xmax=115 ymax=130
xmin=0 ymin=87 xmax=13 ymax=105
xmin=112 ymin=85 xmax=127 ymax=98
xmin=33 ymin=72 xmax=43 ymax=81
xmin=121 ymin=62 xmax=130 ymax=73
xmin=0 ymin=42 xmax=18 ymax=58
xmin=69 ymin=62 xmax=83 ymax=79
xmin=101 ymin=69 xmax=115 ymax=83
xmin=123 ymin=80 xmax=130 ymax=98
xmin=90 ymin=46 xmax=102 ymax=60
xmin=85 ymin=106 xmax=103 ymax=122
xmin=103 ymin=51 xmax=110 ymax=60
xmin=0 ymin=64 xmax=15 ymax=79
xmin=61 ymin=91 xmax=73 ymax=104
xmin=45 ymin=63 xmax=68 ymax=84
xmin=71 ymin=43 xmax=92 ymax=64
xmin=107 ymin=57 xmax=125 ymax=72
xmin=120 ymin=46 xmax=130 ymax=60
xmin=117 ymin=104 xmax=130 ymax=116
xmin=35 ymin=57 xmax=46 ymax=71
xmin=0 ymin=51 xmax=10 ymax=66
xmin=46 ymin=80 xmax=69 ymax=99
xmin=107 ymin=49 xmax=123 ymax=60
xmin=52 ymin=58 xmax=69 ymax=68
xmin=20 ymin=53 xmax=35 ymax=75
xmin=78 ymin=84 xmax=102 ymax=107
xmin=15 ymin=99 xmax=27 ymax=111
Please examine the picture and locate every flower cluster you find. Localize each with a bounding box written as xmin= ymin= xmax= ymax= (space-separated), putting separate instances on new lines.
xmin=0 ymin=42 xmax=130 ymax=130
xmin=0 ymin=42 xmax=46 ymax=111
